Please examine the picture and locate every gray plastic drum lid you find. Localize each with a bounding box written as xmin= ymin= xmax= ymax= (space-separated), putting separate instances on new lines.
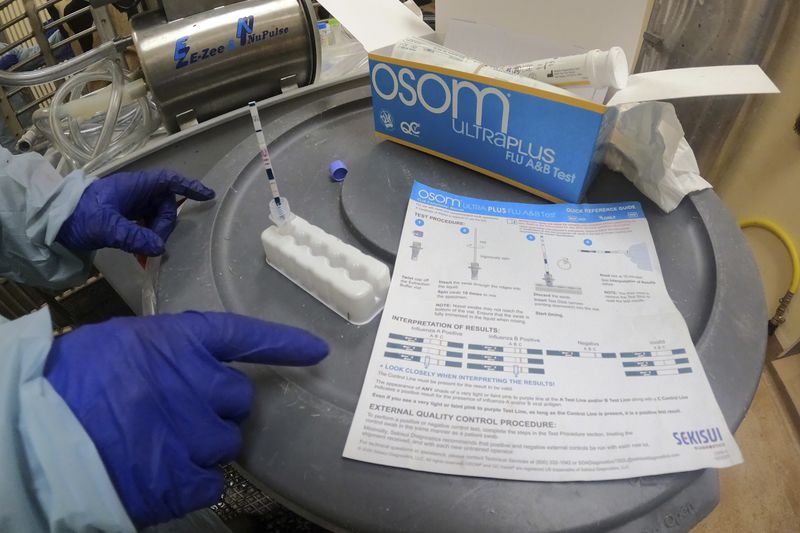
xmin=154 ymin=84 xmax=766 ymax=532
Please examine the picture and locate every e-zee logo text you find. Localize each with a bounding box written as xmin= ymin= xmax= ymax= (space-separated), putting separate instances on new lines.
xmin=174 ymin=36 xmax=190 ymax=69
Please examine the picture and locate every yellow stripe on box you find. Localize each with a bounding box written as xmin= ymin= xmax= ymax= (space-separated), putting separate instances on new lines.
xmin=368 ymin=54 xmax=606 ymax=114
xmin=374 ymin=132 xmax=566 ymax=204
xmin=555 ymin=80 xmax=593 ymax=87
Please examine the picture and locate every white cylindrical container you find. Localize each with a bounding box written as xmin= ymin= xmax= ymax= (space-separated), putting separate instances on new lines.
xmin=391 ymin=37 xmax=485 ymax=72
xmin=502 ymin=47 xmax=629 ymax=89
xmin=390 ymin=37 xmax=574 ymax=97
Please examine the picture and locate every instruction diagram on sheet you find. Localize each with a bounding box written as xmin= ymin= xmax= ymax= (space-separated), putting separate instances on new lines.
xmin=343 ymin=182 xmax=742 ymax=482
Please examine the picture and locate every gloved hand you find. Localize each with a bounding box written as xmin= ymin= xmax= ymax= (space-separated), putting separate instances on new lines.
xmin=0 ymin=52 xmax=18 ymax=70
xmin=44 ymin=312 xmax=329 ymax=528
xmin=57 ymin=169 xmax=215 ymax=256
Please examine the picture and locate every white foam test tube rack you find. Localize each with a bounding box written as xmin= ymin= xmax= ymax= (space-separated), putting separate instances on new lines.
xmin=261 ymin=215 xmax=391 ymax=325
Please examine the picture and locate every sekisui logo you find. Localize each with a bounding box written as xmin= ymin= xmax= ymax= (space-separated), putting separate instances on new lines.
xmin=379 ymin=109 xmax=394 ymax=130
xmin=371 ymin=62 xmax=511 ymax=133
xmin=236 ymin=15 xmax=254 ymax=46
xmin=416 ymin=188 xmax=463 ymax=209
xmin=672 ymin=426 xmax=723 ymax=446
xmin=400 ymin=121 xmax=420 ymax=136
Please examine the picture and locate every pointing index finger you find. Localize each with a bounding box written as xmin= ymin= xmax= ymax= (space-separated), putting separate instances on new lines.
xmin=153 ymin=170 xmax=216 ymax=201
xmin=174 ymin=312 xmax=329 ymax=366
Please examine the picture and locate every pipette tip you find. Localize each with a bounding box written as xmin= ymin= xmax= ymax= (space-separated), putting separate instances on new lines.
xmin=269 ymin=197 xmax=293 ymax=226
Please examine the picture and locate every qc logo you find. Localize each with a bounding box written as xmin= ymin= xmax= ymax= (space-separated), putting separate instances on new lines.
xmin=400 ymin=121 xmax=421 ymax=136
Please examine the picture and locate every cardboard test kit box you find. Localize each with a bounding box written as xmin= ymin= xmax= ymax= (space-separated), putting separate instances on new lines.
xmin=367 ymin=35 xmax=615 ymax=203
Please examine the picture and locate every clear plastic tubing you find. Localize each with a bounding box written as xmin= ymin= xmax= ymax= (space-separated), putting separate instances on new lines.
xmin=0 ymin=38 xmax=130 ymax=86
xmin=48 ymin=62 xmax=123 ymax=170
xmin=34 ymin=59 xmax=159 ymax=173
xmin=390 ymin=37 xmax=575 ymax=97
xmin=501 ymin=47 xmax=629 ymax=90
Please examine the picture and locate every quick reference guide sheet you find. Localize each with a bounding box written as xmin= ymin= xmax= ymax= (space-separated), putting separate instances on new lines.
xmin=343 ymin=182 xmax=742 ymax=481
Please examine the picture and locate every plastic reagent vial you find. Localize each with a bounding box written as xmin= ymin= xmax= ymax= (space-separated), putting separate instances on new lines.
xmin=248 ymin=101 xmax=292 ymax=225
xmin=502 ymin=47 xmax=629 ymax=89
xmin=390 ymin=37 xmax=575 ymax=97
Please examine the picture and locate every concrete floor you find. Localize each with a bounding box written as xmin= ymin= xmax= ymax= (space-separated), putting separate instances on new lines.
xmin=695 ymin=367 xmax=800 ymax=531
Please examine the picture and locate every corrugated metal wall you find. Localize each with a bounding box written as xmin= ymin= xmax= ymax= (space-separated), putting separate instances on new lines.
xmin=637 ymin=0 xmax=792 ymax=182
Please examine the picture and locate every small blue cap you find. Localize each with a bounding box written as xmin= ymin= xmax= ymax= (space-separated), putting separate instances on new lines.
xmin=329 ymin=159 xmax=348 ymax=182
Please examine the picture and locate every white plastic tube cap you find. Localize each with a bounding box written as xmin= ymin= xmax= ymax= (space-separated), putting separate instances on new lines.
xmin=588 ymin=47 xmax=629 ymax=89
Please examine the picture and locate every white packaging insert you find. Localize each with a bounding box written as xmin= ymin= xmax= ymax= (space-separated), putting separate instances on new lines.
xmin=261 ymin=215 xmax=391 ymax=325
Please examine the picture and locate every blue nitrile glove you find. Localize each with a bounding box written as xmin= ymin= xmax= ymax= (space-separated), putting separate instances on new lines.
xmin=0 ymin=52 xmax=18 ymax=70
xmin=44 ymin=311 xmax=329 ymax=528
xmin=57 ymin=169 xmax=215 ymax=256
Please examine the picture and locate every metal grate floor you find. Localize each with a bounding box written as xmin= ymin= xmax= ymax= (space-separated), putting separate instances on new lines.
xmin=213 ymin=464 xmax=327 ymax=532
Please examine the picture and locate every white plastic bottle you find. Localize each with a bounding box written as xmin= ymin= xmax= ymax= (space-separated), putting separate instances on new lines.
xmin=390 ymin=37 xmax=574 ymax=97
xmin=391 ymin=37 xmax=486 ymax=73
xmin=502 ymin=47 xmax=629 ymax=89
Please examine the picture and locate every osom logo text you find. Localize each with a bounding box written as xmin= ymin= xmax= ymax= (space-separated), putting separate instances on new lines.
xmin=372 ymin=63 xmax=511 ymax=133
xmin=417 ymin=188 xmax=462 ymax=209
